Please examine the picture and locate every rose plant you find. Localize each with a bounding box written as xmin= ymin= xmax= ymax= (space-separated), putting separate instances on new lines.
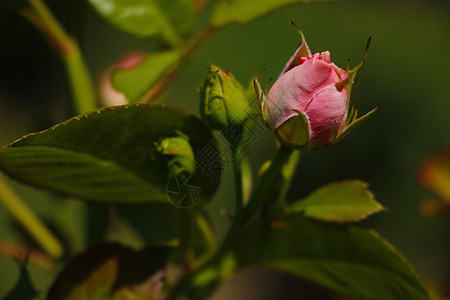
xmin=0 ymin=1 xmax=431 ymax=300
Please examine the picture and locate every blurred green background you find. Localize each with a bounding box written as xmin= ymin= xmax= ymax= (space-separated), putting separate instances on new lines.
xmin=0 ymin=0 xmax=449 ymax=297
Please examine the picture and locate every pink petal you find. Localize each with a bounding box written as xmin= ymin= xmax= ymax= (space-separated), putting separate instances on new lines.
xmin=264 ymin=58 xmax=339 ymax=130
xmin=305 ymin=84 xmax=348 ymax=147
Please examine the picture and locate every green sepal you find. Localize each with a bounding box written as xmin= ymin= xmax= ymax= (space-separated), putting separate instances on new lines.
xmin=275 ymin=111 xmax=310 ymax=148
xmin=333 ymin=107 xmax=378 ymax=144
xmin=252 ymin=77 xmax=266 ymax=104
xmin=347 ymin=37 xmax=372 ymax=84
xmin=331 ymin=37 xmax=376 ymax=145
xmin=344 ymin=37 xmax=372 ymax=110
xmin=280 ymin=22 xmax=312 ymax=75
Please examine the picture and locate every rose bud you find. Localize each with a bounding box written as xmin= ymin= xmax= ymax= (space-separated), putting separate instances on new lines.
xmin=260 ymin=27 xmax=376 ymax=148
xmin=200 ymin=64 xmax=250 ymax=130
xmin=99 ymin=51 xmax=146 ymax=106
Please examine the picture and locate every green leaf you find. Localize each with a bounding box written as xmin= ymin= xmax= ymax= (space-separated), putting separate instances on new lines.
xmin=0 ymin=104 xmax=220 ymax=204
xmin=47 ymin=242 xmax=168 ymax=300
xmin=235 ymin=215 xmax=431 ymax=300
xmin=210 ymin=0 xmax=323 ymax=28
xmin=155 ymin=0 xmax=196 ymax=34
xmin=286 ymin=180 xmax=385 ymax=223
xmin=111 ymin=50 xmax=181 ymax=104
xmin=4 ymin=262 xmax=39 ymax=300
xmin=87 ymin=0 xmax=195 ymax=46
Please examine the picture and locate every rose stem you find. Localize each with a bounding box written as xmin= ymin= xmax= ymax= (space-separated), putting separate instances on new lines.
xmin=22 ymin=0 xmax=96 ymax=115
xmin=0 ymin=175 xmax=63 ymax=258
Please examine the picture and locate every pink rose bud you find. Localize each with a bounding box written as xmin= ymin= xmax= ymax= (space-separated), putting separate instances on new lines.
xmin=260 ymin=26 xmax=376 ymax=149
xmin=263 ymin=38 xmax=349 ymax=148
xmin=99 ymin=51 xmax=146 ymax=106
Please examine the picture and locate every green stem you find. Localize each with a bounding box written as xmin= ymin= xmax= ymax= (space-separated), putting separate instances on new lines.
xmin=265 ymin=150 xmax=301 ymax=217
xmin=241 ymin=155 xmax=252 ymax=205
xmin=0 ymin=176 xmax=63 ymax=258
xmin=167 ymin=154 xmax=249 ymax=298
xmin=166 ymin=151 xmax=244 ymax=299
xmin=195 ymin=211 xmax=217 ymax=252
xmin=242 ymin=145 xmax=294 ymax=222
xmin=194 ymin=209 xmax=218 ymax=267
xmin=63 ymin=47 xmax=97 ymax=114
xmin=278 ymin=150 xmax=301 ymax=203
xmin=233 ymin=154 xmax=244 ymax=220
xmin=139 ymin=26 xmax=217 ymax=103
xmin=167 ymin=146 xmax=297 ymax=298
xmin=24 ymin=0 xmax=96 ymax=115
xmin=166 ymin=228 xmax=235 ymax=300
xmin=180 ymin=210 xmax=195 ymax=272
xmin=27 ymin=0 xmax=69 ymax=46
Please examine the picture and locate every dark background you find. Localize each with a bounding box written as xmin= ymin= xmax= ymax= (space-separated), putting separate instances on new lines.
xmin=0 ymin=0 xmax=449 ymax=297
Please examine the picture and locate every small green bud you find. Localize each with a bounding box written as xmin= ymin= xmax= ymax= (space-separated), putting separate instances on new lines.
xmin=155 ymin=131 xmax=195 ymax=177
xmin=200 ymin=64 xmax=250 ymax=130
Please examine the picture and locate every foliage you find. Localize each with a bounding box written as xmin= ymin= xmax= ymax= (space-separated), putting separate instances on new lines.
xmin=0 ymin=0 xmax=436 ymax=299
xmin=0 ymin=104 xmax=217 ymax=203
xmin=286 ymin=180 xmax=385 ymax=223
xmin=47 ymin=243 xmax=168 ymax=300
xmin=236 ymin=215 xmax=429 ymax=300
xmin=4 ymin=262 xmax=39 ymax=300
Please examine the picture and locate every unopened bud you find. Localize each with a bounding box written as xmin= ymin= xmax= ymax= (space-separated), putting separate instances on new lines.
xmin=199 ymin=65 xmax=250 ymax=130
